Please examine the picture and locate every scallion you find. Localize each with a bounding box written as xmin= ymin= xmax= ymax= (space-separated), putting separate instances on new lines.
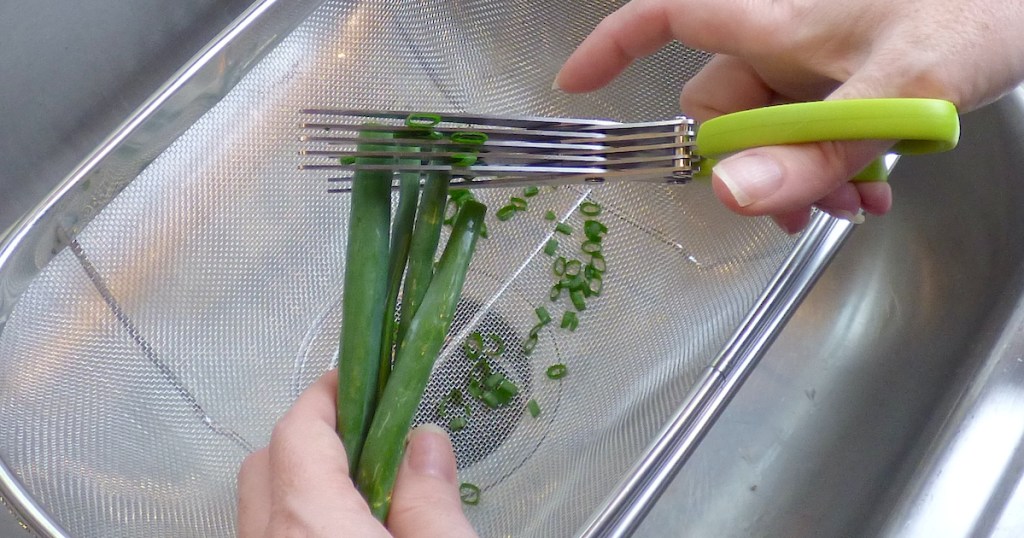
xmin=543 ymin=238 xmax=558 ymax=256
xmin=544 ymin=210 xmax=557 ymax=221
xmin=496 ymin=205 xmax=517 ymax=221
xmin=546 ymin=363 xmax=568 ymax=380
xmin=510 ymin=197 xmax=527 ymax=211
xmin=535 ymin=306 xmax=552 ymax=325
xmin=523 ymin=334 xmax=538 ymax=355
xmin=584 ymin=220 xmax=607 ymax=242
xmin=524 ymin=185 xmax=540 ymax=197
xmin=527 ymin=399 xmax=541 ymax=418
xmin=555 ymin=222 xmax=573 ymax=235
xmin=570 ymin=289 xmax=587 ymax=311
xmin=580 ymin=201 xmax=602 ymax=216
xmin=553 ymin=256 xmax=567 ymax=276
xmin=560 ymin=311 xmax=579 ymax=331
xmin=460 ymin=483 xmax=481 ymax=505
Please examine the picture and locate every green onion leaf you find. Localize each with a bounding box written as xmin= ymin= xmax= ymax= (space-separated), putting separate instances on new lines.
xmin=543 ymin=238 xmax=558 ymax=256
xmin=523 ymin=334 xmax=538 ymax=355
xmin=555 ymin=222 xmax=573 ymax=235
xmin=553 ymin=256 xmax=567 ymax=276
xmin=584 ymin=220 xmax=608 ymax=242
xmin=460 ymin=483 xmax=481 ymax=505
xmin=581 ymin=240 xmax=602 ymax=255
xmin=451 ymin=153 xmax=478 ymax=167
xmin=527 ymin=399 xmax=541 ymax=418
xmin=448 ymin=416 xmax=468 ymax=431
xmin=450 ymin=131 xmax=488 ymax=146
xmin=560 ymin=311 xmax=579 ymax=331
xmin=570 ymin=289 xmax=587 ymax=311
xmin=546 ymin=363 xmax=568 ymax=380
xmin=496 ymin=205 xmax=518 ymax=221
xmin=524 ymin=185 xmax=540 ymax=197
xmin=405 ymin=112 xmax=442 ymax=129
xmin=510 ymin=197 xmax=527 ymax=211
xmin=549 ymin=285 xmax=562 ymax=302
xmin=580 ymin=201 xmax=602 ymax=216
xmin=589 ymin=254 xmax=606 ymax=273
xmin=565 ymin=259 xmax=582 ymax=277
xmin=544 ymin=210 xmax=557 ymax=221
xmin=485 ymin=333 xmax=505 ymax=357
xmin=535 ymin=306 xmax=552 ymax=325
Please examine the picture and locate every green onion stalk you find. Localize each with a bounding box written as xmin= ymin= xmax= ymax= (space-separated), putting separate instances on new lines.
xmin=336 ymin=129 xmax=395 ymax=472
xmin=356 ymin=200 xmax=487 ymax=520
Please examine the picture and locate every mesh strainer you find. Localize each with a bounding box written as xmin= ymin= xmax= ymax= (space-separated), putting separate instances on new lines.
xmin=0 ymin=0 xmax=853 ymax=536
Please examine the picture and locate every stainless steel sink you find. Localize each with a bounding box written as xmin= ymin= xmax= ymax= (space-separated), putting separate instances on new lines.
xmin=4 ymin=1 xmax=1024 ymax=536
xmin=637 ymin=92 xmax=1024 ymax=537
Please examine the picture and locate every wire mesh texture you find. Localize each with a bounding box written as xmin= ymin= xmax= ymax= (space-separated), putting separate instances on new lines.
xmin=0 ymin=0 xmax=798 ymax=536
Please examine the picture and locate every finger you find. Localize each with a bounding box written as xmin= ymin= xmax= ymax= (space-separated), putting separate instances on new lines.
xmin=770 ymin=209 xmax=813 ymax=236
xmin=237 ymin=448 xmax=272 ymax=537
xmin=680 ymin=55 xmax=776 ymax=122
xmin=814 ymin=182 xmax=865 ymax=222
xmin=555 ymin=0 xmax=782 ymax=92
xmin=710 ymin=138 xmax=893 ymax=216
xmin=855 ymin=181 xmax=892 ymax=215
xmin=267 ymin=370 xmax=386 ymax=536
xmin=389 ymin=425 xmax=477 ymax=538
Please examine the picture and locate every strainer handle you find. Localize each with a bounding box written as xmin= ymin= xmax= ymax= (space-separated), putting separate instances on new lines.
xmin=693 ymin=98 xmax=961 ymax=181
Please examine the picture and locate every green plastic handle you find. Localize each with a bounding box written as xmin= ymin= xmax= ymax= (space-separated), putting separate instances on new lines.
xmin=693 ymin=98 xmax=960 ymax=182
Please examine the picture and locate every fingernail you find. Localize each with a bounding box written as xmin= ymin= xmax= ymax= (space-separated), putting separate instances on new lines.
xmin=714 ymin=154 xmax=783 ymax=207
xmin=831 ymin=210 xmax=866 ymax=224
xmin=404 ymin=424 xmax=457 ymax=483
xmin=551 ymin=77 xmax=563 ymax=91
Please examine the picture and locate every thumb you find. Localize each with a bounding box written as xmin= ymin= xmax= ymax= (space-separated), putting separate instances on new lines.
xmin=710 ymin=137 xmax=892 ymax=216
xmin=709 ymin=70 xmax=911 ymax=217
xmin=387 ymin=425 xmax=478 ymax=538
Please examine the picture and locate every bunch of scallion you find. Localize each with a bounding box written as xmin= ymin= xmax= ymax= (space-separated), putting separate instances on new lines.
xmin=335 ymin=115 xmax=486 ymax=520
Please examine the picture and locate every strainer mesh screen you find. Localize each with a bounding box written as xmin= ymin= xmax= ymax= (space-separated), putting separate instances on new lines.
xmin=0 ymin=0 xmax=796 ymax=536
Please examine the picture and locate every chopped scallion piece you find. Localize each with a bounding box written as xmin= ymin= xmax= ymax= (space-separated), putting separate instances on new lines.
xmin=524 ymin=185 xmax=540 ymax=197
xmin=570 ymin=289 xmax=587 ymax=311
xmin=584 ymin=220 xmax=608 ymax=241
xmin=463 ymin=332 xmax=484 ymax=358
xmin=450 ymin=131 xmax=488 ymax=146
xmin=460 ymin=483 xmax=481 ymax=505
xmin=543 ymin=238 xmax=558 ymax=256
xmin=527 ymin=399 xmax=541 ymax=418
xmin=587 ymin=274 xmax=603 ymax=296
xmin=555 ymin=222 xmax=573 ymax=235
xmin=496 ymin=205 xmax=518 ymax=221
xmin=340 ymin=156 xmax=357 ymax=165
xmin=535 ymin=306 xmax=552 ymax=325
xmin=546 ymin=363 xmax=568 ymax=379
xmin=553 ymin=256 xmax=567 ymax=276
xmin=449 ymin=416 xmax=467 ymax=431
xmin=589 ymin=255 xmax=606 ymax=273
xmin=528 ymin=323 xmax=544 ymax=338
xmin=560 ymin=311 xmax=579 ymax=331
xmin=544 ymin=210 xmax=557 ymax=221
xmin=581 ymin=240 xmax=602 ymax=255
xmin=510 ymin=197 xmax=527 ymax=211
xmin=523 ymin=334 xmax=538 ymax=355
xmin=485 ymin=333 xmax=505 ymax=356
xmin=451 ymin=153 xmax=478 ymax=167
xmin=565 ymin=259 xmax=582 ymax=277
xmin=549 ymin=285 xmax=562 ymax=302
xmin=405 ymin=112 xmax=442 ymax=129
xmin=580 ymin=201 xmax=602 ymax=216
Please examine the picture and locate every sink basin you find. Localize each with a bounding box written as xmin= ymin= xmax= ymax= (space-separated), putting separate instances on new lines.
xmin=4 ymin=0 xmax=1024 ymax=536
xmin=637 ymin=92 xmax=1024 ymax=537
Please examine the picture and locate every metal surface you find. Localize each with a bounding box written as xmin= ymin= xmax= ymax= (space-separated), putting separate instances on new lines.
xmin=0 ymin=0 xmax=807 ymax=536
xmin=299 ymin=110 xmax=696 ymax=187
xmin=636 ymin=91 xmax=1024 ymax=538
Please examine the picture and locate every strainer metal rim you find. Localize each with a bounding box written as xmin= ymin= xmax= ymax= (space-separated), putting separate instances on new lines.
xmin=0 ymin=0 xmax=859 ymax=535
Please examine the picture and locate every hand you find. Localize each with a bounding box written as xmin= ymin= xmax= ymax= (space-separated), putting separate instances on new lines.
xmin=555 ymin=0 xmax=1024 ymax=232
xmin=237 ymin=370 xmax=477 ymax=538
